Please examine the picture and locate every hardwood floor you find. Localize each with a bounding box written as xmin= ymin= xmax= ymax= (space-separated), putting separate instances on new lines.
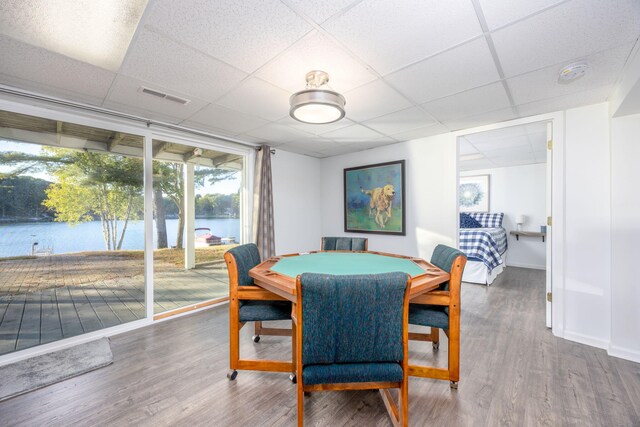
xmin=1 ymin=267 xmax=639 ymax=426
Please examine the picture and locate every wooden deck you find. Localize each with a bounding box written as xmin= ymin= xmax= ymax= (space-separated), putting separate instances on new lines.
xmin=0 ymin=263 xmax=230 ymax=357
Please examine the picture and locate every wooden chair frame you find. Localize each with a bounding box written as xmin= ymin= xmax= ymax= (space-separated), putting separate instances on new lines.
xmin=224 ymin=251 xmax=294 ymax=380
xmin=408 ymin=254 xmax=466 ymax=389
xmin=293 ymin=276 xmax=411 ymax=427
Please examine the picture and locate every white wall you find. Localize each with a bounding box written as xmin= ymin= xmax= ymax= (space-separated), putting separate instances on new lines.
xmin=610 ymin=112 xmax=640 ymax=362
xmin=461 ymin=164 xmax=547 ymax=269
xmin=271 ymin=150 xmax=322 ymax=254
xmin=562 ymin=103 xmax=611 ymax=348
xmin=319 ymin=133 xmax=457 ymax=259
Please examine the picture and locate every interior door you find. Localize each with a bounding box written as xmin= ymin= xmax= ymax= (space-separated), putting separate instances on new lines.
xmin=545 ymin=122 xmax=553 ymax=328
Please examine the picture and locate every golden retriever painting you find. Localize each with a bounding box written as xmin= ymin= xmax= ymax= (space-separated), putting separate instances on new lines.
xmin=344 ymin=160 xmax=405 ymax=235
xmin=361 ymin=184 xmax=395 ymax=228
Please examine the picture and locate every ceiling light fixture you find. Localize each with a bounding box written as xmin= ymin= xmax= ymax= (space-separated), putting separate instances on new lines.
xmin=289 ymin=71 xmax=346 ymax=124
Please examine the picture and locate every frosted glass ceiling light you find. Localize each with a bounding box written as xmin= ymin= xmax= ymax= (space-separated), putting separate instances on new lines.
xmin=289 ymin=71 xmax=346 ymax=124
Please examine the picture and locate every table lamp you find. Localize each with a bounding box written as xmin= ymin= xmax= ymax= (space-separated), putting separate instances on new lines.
xmin=515 ymin=214 xmax=526 ymax=231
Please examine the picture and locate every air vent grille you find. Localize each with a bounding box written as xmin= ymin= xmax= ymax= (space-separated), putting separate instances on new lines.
xmin=139 ymin=86 xmax=190 ymax=105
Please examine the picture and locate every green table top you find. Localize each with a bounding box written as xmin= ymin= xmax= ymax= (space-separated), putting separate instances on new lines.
xmin=270 ymin=252 xmax=426 ymax=278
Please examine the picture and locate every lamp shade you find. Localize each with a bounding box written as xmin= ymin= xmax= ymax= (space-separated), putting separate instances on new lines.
xmin=289 ymin=89 xmax=346 ymax=124
xmin=515 ymin=214 xmax=526 ymax=225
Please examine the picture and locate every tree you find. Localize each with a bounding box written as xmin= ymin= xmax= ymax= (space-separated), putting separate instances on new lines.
xmin=43 ymin=151 xmax=144 ymax=250
xmin=1 ymin=148 xmax=143 ymax=250
xmin=153 ymin=161 xmax=237 ymax=248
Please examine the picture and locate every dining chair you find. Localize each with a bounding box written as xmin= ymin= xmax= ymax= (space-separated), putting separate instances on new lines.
xmin=320 ymin=236 xmax=368 ymax=251
xmin=224 ymin=243 xmax=293 ymax=381
xmin=294 ymin=272 xmax=410 ymax=427
xmin=408 ymin=244 xmax=467 ymax=389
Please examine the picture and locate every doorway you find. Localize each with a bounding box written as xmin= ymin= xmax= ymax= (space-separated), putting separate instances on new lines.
xmin=456 ymin=120 xmax=552 ymax=327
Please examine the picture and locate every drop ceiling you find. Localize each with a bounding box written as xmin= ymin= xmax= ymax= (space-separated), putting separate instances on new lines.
xmin=459 ymin=122 xmax=547 ymax=171
xmin=0 ymin=0 xmax=638 ymax=158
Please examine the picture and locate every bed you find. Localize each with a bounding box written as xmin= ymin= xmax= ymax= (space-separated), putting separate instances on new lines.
xmin=459 ymin=212 xmax=508 ymax=285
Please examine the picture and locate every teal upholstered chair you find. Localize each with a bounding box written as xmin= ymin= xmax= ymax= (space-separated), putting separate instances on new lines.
xmin=224 ymin=243 xmax=292 ymax=381
xmin=294 ymin=272 xmax=410 ymax=426
xmin=408 ymin=244 xmax=466 ymax=389
xmin=320 ymin=237 xmax=368 ymax=251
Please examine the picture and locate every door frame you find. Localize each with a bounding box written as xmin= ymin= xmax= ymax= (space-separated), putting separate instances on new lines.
xmin=453 ymin=111 xmax=565 ymax=334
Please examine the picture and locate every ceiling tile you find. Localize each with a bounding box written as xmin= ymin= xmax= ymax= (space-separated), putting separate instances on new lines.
xmin=507 ymin=44 xmax=632 ymax=105
xmin=492 ymin=0 xmax=640 ymax=77
xmin=473 ymin=135 xmax=531 ymax=152
xmin=343 ymin=79 xmax=413 ymax=122
xmin=422 ymin=83 xmax=511 ymax=122
xmin=103 ymin=75 xmax=209 ymax=123
xmin=319 ymin=124 xmax=385 ymax=143
xmin=278 ymin=139 xmax=331 ymax=157
xmin=283 ymin=0 xmax=360 ymax=24
xmin=478 ymin=0 xmax=566 ymax=30
xmin=0 ymin=34 xmax=115 ymax=105
xmin=516 ymin=85 xmax=611 ymax=118
xmin=346 ymin=137 xmax=399 ymax=150
xmin=120 ymin=28 xmax=247 ymax=102
xmin=362 ymin=107 xmax=437 ymax=135
xmin=181 ymin=104 xmax=267 ymax=135
xmin=277 ymin=116 xmax=354 ymax=135
xmin=460 ymin=158 xmax=495 ymax=171
xmin=216 ymin=77 xmax=291 ymax=121
xmin=386 ymin=38 xmax=501 ymax=104
xmin=243 ymin=122 xmax=316 ymax=144
xmin=390 ymin=123 xmax=450 ymax=141
xmin=0 ymin=0 xmax=148 ymax=71
xmin=143 ymin=0 xmax=312 ymax=73
xmin=255 ymin=30 xmax=377 ymax=93
xmin=443 ymin=107 xmax=517 ymax=131
xmin=323 ymin=0 xmax=482 ymax=74
xmin=465 ymin=124 xmax=528 ymax=143
xmin=459 ymin=138 xmax=478 ymax=155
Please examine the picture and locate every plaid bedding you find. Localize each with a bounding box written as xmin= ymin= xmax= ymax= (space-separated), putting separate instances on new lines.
xmin=459 ymin=227 xmax=507 ymax=272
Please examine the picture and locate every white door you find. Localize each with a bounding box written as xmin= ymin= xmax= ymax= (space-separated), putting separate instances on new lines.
xmin=545 ymin=122 xmax=553 ymax=328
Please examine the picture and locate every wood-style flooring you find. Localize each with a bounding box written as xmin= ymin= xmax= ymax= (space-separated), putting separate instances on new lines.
xmin=1 ymin=267 xmax=638 ymax=426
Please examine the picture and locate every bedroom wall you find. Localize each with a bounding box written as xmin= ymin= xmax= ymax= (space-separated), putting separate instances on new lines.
xmin=271 ymin=150 xmax=322 ymax=254
xmin=461 ymin=164 xmax=547 ymax=270
xmin=610 ymin=112 xmax=640 ymax=362
xmin=319 ymin=133 xmax=458 ymax=259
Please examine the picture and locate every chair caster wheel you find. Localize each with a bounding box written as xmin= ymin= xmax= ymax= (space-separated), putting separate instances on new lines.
xmin=289 ymin=373 xmax=297 ymax=384
xmin=450 ymin=381 xmax=458 ymax=390
xmin=227 ymin=370 xmax=238 ymax=381
xmin=252 ymin=335 xmax=261 ymax=343
xmin=432 ymin=342 xmax=440 ymax=351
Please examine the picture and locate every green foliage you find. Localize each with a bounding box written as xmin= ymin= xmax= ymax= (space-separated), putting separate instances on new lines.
xmin=195 ymin=192 xmax=240 ymax=217
xmin=0 ymin=176 xmax=53 ymax=219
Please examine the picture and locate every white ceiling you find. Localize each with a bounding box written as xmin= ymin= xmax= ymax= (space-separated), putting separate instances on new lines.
xmin=0 ymin=0 xmax=639 ymax=158
xmin=459 ymin=122 xmax=548 ymax=171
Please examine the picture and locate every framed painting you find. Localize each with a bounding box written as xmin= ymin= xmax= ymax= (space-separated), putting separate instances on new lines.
xmin=344 ymin=160 xmax=405 ymax=235
xmin=459 ymin=175 xmax=490 ymax=212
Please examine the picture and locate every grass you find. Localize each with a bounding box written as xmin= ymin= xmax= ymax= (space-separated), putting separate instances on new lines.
xmin=346 ymin=207 xmax=403 ymax=233
xmin=0 ymin=245 xmax=237 ymax=267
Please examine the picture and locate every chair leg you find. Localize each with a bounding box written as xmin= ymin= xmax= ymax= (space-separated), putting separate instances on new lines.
xmin=229 ymin=304 xmax=240 ymax=380
xmin=297 ymin=381 xmax=304 ymax=426
xmin=448 ymin=324 xmax=460 ymax=386
xmin=432 ymin=328 xmax=440 ymax=350
xmin=290 ymin=322 xmax=297 ymax=383
xmin=399 ymin=378 xmax=408 ymax=426
xmin=253 ymin=321 xmax=262 ymax=342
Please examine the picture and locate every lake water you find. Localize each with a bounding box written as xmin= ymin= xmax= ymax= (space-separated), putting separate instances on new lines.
xmin=0 ymin=218 xmax=240 ymax=258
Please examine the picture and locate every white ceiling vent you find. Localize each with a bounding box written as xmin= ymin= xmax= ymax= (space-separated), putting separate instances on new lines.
xmin=138 ymin=86 xmax=191 ymax=105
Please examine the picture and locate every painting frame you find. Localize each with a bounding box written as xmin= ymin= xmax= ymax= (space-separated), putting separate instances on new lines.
xmin=459 ymin=174 xmax=490 ymax=212
xmin=343 ymin=160 xmax=406 ymax=236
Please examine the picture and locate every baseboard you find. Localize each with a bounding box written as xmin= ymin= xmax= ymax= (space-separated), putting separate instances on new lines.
xmin=505 ymin=262 xmax=546 ymax=270
xmin=562 ymin=330 xmax=609 ymax=350
xmin=608 ymin=345 xmax=640 ymax=363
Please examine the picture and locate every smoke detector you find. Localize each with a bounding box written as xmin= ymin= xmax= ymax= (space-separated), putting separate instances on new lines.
xmin=558 ymin=62 xmax=589 ymax=83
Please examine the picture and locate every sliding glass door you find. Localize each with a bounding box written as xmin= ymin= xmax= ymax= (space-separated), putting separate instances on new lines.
xmin=0 ymin=110 xmax=145 ymax=356
xmin=151 ymin=139 xmax=242 ymax=317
